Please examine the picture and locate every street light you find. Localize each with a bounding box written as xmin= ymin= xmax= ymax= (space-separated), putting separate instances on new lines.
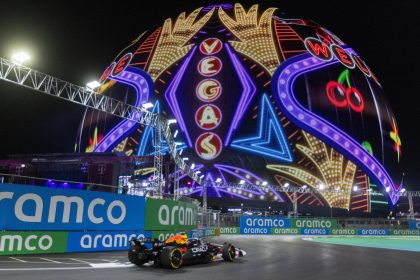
xmin=11 ymin=51 xmax=30 ymax=65
xmin=86 ymin=80 xmax=101 ymax=90
xmin=142 ymin=102 xmax=153 ymax=109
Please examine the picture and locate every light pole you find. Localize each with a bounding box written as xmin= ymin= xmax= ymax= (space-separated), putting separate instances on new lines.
xmin=293 ymin=187 xmax=298 ymax=218
xmin=202 ymin=176 xmax=207 ymax=209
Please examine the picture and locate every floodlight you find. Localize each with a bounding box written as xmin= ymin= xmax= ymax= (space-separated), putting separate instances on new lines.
xmin=142 ymin=102 xmax=153 ymax=109
xmin=86 ymin=80 xmax=101 ymax=90
xmin=11 ymin=51 xmax=30 ymax=64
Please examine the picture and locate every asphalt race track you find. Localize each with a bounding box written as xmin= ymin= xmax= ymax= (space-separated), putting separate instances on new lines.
xmin=1 ymin=235 xmax=420 ymax=280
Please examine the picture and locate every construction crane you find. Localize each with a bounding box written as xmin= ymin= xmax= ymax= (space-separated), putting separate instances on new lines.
xmin=0 ymin=57 xmax=203 ymax=192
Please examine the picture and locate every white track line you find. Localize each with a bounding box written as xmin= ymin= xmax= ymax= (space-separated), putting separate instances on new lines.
xmin=0 ymin=265 xmax=134 ymax=271
xmin=40 ymin=258 xmax=62 ymax=264
xmin=9 ymin=257 xmax=26 ymax=263
xmin=69 ymin=258 xmax=91 ymax=264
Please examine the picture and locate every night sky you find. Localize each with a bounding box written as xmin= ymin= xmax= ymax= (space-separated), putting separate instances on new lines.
xmin=0 ymin=1 xmax=419 ymax=188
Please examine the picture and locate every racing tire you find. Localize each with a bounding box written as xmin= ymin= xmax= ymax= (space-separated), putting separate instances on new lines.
xmin=160 ymin=246 xmax=183 ymax=269
xmin=222 ymin=244 xmax=236 ymax=262
xmin=128 ymin=250 xmax=148 ymax=266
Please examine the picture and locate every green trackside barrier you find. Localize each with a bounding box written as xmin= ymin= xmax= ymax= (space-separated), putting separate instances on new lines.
xmin=330 ymin=229 xmax=357 ymax=235
xmin=144 ymin=198 xmax=198 ymax=231
xmin=219 ymin=227 xmax=240 ymax=234
xmin=204 ymin=228 xmax=217 ymax=236
xmin=0 ymin=231 xmax=68 ymax=255
xmin=270 ymin=228 xmax=300 ymax=235
xmin=291 ymin=218 xmax=337 ymax=229
xmin=391 ymin=229 xmax=420 ymax=236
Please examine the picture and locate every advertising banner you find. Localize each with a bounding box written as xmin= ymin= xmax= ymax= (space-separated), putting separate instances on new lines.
xmin=0 ymin=184 xmax=146 ymax=230
xmin=240 ymin=216 xmax=291 ymax=228
xmin=271 ymin=228 xmax=299 ymax=235
xmin=291 ymin=218 xmax=337 ymax=229
xmin=0 ymin=231 xmax=67 ymax=255
xmin=391 ymin=229 xmax=420 ymax=236
xmin=144 ymin=198 xmax=197 ymax=231
xmin=301 ymin=228 xmax=329 ymax=235
xmin=330 ymin=229 xmax=357 ymax=235
xmin=66 ymin=230 xmax=151 ymax=252
xmin=240 ymin=216 xmax=290 ymax=235
xmin=204 ymin=228 xmax=217 ymax=237
xmin=357 ymin=229 xmax=390 ymax=236
xmin=408 ymin=220 xmax=420 ymax=230
xmin=219 ymin=227 xmax=240 ymax=234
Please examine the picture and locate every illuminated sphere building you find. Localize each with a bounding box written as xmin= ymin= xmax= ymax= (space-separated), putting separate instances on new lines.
xmin=76 ymin=3 xmax=403 ymax=211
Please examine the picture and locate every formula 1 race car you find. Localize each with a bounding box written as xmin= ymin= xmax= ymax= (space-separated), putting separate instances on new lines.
xmin=128 ymin=233 xmax=243 ymax=269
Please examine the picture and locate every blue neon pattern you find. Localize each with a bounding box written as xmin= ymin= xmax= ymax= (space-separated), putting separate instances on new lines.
xmin=231 ymin=94 xmax=293 ymax=162
xmin=137 ymin=101 xmax=186 ymax=156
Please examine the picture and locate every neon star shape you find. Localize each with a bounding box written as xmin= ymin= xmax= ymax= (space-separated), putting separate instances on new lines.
xmin=231 ymin=94 xmax=293 ymax=162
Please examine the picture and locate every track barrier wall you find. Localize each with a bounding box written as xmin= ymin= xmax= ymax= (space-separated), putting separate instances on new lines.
xmin=0 ymin=183 xmax=145 ymax=230
xmin=0 ymin=184 xmax=207 ymax=255
xmin=408 ymin=219 xmax=420 ymax=230
xmin=218 ymin=216 xmax=420 ymax=237
xmin=2 ymin=184 xmax=420 ymax=255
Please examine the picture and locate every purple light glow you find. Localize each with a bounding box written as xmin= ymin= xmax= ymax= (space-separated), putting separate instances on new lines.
xmin=215 ymin=164 xmax=285 ymax=201
xmin=202 ymin=4 xmax=233 ymax=12
xmin=203 ymin=172 xmax=222 ymax=198
xmin=164 ymin=47 xmax=197 ymax=147
xmin=94 ymin=67 xmax=151 ymax=152
xmin=273 ymin=50 xmax=401 ymax=204
xmin=224 ymin=44 xmax=257 ymax=145
xmin=178 ymin=186 xmax=251 ymax=200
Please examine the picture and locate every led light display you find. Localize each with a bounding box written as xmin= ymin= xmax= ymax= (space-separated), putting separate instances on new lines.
xmin=76 ymin=3 xmax=403 ymax=209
